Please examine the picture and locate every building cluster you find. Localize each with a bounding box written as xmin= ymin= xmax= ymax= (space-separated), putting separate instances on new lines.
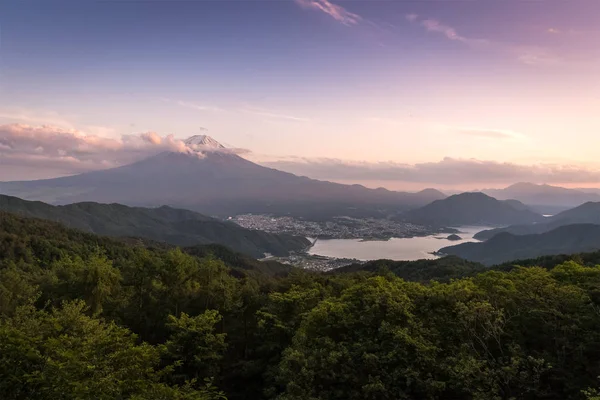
xmin=231 ymin=214 xmax=433 ymax=240
xmin=269 ymin=253 xmax=364 ymax=272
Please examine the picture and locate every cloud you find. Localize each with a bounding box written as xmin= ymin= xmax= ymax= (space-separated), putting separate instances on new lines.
xmin=159 ymin=97 xmax=309 ymax=122
xmin=295 ymin=0 xmax=361 ymax=26
xmin=242 ymin=106 xmax=309 ymax=122
xmin=514 ymin=46 xmax=561 ymax=66
xmin=421 ymin=19 xmax=463 ymax=42
xmin=454 ymin=128 xmax=524 ymax=140
xmin=407 ymin=14 xmax=559 ymax=66
xmin=410 ymin=17 xmax=489 ymax=48
xmin=0 ymin=109 xmax=78 ymax=130
xmin=0 ymin=124 xmax=248 ymax=180
xmin=259 ymin=156 xmax=600 ymax=186
xmin=405 ymin=14 xmax=418 ymax=23
xmin=159 ymin=97 xmax=222 ymax=112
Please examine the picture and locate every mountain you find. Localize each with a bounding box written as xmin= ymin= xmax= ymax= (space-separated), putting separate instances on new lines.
xmin=0 ymin=136 xmax=446 ymax=219
xmin=397 ymin=192 xmax=545 ymax=227
xmin=438 ymin=224 xmax=600 ymax=266
xmin=484 ymin=182 xmax=600 ymax=212
xmin=578 ymin=188 xmax=600 ymax=195
xmin=184 ymin=134 xmax=226 ymax=148
xmin=0 ymin=194 xmax=310 ymax=258
xmin=475 ymin=201 xmax=600 ymax=240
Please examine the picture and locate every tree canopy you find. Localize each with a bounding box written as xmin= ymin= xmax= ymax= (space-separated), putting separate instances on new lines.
xmin=2 ymin=211 xmax=600 ymax=399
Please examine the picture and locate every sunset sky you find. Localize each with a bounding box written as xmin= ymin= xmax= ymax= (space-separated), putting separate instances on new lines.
xmin=1 ymin=0 xmax=600 ymax=188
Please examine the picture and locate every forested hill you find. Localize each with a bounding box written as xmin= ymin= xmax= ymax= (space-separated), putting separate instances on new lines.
xmin=333 ymin=256 xmax=486 ymax=282
xmin=439 ymin=223 xmax=600 ymax=265
xmin=3 ymin=212 xmax=600 ymax=399
xmin=0 ymin=194 xmax=310 ymax=258
xmin=398 ymin=192 xmax=544 ymax=227
xmin=475 ymin=201 xmax=600 ymax=240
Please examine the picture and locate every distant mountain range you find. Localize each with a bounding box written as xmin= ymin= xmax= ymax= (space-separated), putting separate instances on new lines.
xmin=475 ymin=201 xmax=600 ymax=240
xmin=0 ymin=135 xmax=445 ymax=219
xmin=483 ymin=182 xmax=600 ymax=213
xmin=438 ymin=224 xmax=600 ymax=266
xmin=0 ymin=194 xmax=310 ymax=258
xmin=397 ymin=192 xmax=545 ymax=227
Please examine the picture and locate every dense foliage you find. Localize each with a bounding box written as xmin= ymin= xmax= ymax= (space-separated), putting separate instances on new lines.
xmin=3 ymin=211 xmax=600 ymax=399
xmin=335 ymin=256 xmax=485 ymax=282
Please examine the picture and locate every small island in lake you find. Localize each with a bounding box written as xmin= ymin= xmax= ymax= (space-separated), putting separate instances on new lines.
xmin=447 ymin=234 xmax=462 ymax=241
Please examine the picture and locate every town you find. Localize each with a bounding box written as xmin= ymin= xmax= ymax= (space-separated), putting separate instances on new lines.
xmin=231 ymin=214 xmax=453 ymax=240
xmin=265 ymin=253 xmax=364 ymax=272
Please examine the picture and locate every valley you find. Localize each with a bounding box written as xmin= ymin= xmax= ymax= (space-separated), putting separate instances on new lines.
xmin=231 ymin=214 xmax=479 ymax=270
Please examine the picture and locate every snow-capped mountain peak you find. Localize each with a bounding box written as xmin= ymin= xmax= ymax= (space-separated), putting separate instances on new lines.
xmin=184 ymin=135 xmax=225 ymax=149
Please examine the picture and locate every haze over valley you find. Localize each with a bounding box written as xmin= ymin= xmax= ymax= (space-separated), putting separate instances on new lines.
xmin=4 ymin=134 xmax=600 ymax=269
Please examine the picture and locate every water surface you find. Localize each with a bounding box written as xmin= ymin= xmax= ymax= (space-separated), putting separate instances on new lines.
xmin=308 ymin=226 xmax=490 ymax=261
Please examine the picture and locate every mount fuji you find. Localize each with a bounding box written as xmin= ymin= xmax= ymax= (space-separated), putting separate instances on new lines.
xmin=0 ymin=136 xmax=445 ymax=218
xmin=184 ymin=134 xmax=226 ymax=149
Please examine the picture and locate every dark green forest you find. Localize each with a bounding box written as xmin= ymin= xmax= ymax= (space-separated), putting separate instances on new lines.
xmin=3 ymin=211 xmax=600 ymax=399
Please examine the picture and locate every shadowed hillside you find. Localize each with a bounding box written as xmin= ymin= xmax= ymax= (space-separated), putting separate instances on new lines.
xmin=439 ymin=224 xmax=600 ymax=265
xmin=398 ymin=192 xmax=544 ymax=227
xmin=0 ymin=194 xmax=310 ymax=258
xmin=475 ymin=201 xmax=600 ymax=240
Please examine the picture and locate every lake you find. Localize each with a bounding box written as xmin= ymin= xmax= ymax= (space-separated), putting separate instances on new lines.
xmin=308 ymin=226 xmax=491 ymax=261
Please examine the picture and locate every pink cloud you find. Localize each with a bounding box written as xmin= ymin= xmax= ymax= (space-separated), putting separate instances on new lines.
xmin=259 ymin=156 xmax=600 ymax=186
xmin=421 ymin=19 xmax=462 ymax=41
xmin=419 ymin=18 xmax=490 ymax=48
xmin=295 ymin=0 xmax=361 ymax=26
xmin=0 ymin=124 xmax=248 ymax=180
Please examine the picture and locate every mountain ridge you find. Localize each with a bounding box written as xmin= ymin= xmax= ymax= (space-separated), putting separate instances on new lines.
xmin=439 ymin=223 xmax=600 ymax=266
xmin=0 ymin=194 xmax=310 ymax=258
xmin=483 ymin=182 xmax=600 ymax=211
xmin=397 ymin=192 xmax=544 ymax=227
xmin=475 ymin=201 xmax=600 ymax=240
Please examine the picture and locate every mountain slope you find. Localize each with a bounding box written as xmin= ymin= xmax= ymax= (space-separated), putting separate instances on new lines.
xmin=484 ymin=182 xmax=600 ymax=210
xmin=439 ymin=224 xmax=600 ymax=265
xmin=398 ymin=192 xmax=544 ymax=227
xmin=0 ymin=137 xmax=446 ymax=218
xmin=0 ymin=194 xmax=310 ymax=258
xmin=475 ymin=201 xmax=600 ymax=240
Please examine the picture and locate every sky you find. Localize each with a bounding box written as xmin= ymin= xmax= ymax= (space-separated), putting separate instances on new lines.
xmin=1 ymin=0 xmax=600 ymax=189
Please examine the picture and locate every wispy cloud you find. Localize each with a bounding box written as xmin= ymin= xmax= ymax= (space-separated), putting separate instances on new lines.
xmin=242 ymin=106 xmax=309 ymax=122
xmin=405 ymin=13 xmax=418 ymax=23
xmin=454 ymin=127 xmax=525 ymax=140
xmin=294 ymin=0 xmax=361 ymax=26
xmin=406 ymin=14 xmax=560 ymax=66
xmin=159 ymin=97 xmax=222 ymax=112
xmin=0 ymin=108 xmax=78 ymax=130
xmin=0 ymin=108 xmax=120 ymax=139
xmin=513 ymin=46 xmax=561 ymax=66
xmin=420 ymin=18 xmax=489 ymax=48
